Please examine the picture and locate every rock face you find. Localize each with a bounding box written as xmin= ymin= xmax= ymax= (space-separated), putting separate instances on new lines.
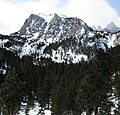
xmin=113 ymin=32 xmax=120 ymax=46
xmin=19 ymin=14 xmax=45 ymax=37
xmin=0 ymin=13 xmax=119 ymax=63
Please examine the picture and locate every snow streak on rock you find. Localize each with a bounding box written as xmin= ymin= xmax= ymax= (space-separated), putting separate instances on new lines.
xmin=0 ymin=14 xmax=119 ymax=63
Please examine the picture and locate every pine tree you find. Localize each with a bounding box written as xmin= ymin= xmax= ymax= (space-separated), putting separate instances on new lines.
xmin=0 ymin=67 xmax=23 ymax=114
xmin=51 ymin=63 xmax=65 ymax=115
xmin=75 ymin=49 xmax=113 ymax=114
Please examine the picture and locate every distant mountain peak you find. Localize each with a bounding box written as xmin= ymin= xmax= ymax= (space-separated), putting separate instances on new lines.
xmin=107 ymin=22 xmax=116 ymax=28
xmin=106 ymin=21 xmax=117 ymax=31
xmin=97 ymin=25 xmax=102 ymax=31
xmin=93 ymin=21 xmax=120 ymax=33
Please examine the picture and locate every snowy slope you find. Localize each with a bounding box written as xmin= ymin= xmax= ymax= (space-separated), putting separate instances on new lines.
xmin=0 ymin=13 xmax=119 ymax=63
xmin=17 ymin=102 xmax=51 ymax=115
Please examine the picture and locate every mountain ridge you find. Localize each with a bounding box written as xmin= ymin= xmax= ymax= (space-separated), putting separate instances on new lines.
xmin=93 ymin=21 xmax=120 ymax=33
xmin=0 ymin=13 xmax=120 ymax=63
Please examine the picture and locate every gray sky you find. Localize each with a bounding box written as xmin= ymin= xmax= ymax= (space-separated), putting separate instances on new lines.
xmin=0 ymin=0 xmax=120 ymax=34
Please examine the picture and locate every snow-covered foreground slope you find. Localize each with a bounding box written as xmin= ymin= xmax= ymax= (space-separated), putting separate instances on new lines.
xmin=17 ymin=103 xmax=51 ymax=115
xmin=18 ymin=110 xmax=51 ymax=115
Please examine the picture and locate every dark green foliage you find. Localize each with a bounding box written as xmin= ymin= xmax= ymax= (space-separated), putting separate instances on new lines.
xmin=51 ymin=63 xmax=84 ymax=115
xmin=75 ymin=49 xmax=114 ymax=114
xmin=0 ymin=46 xmax=120 ymax=115
xmin=0 ymin=67 xmax=23 ymax=114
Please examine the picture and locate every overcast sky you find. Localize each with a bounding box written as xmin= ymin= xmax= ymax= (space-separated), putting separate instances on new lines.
xmin=0 ymin=0 xmax=120 ymax=34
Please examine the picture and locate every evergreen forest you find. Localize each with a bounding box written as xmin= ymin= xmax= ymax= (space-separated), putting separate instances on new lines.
xmin=0 ymin=46 xmax=120 ymax=115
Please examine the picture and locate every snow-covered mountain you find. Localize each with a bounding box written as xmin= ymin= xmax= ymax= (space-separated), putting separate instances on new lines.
xmin=93 ymin=22 xmax=120 ymax=33
xmin=0 ymin=13 xmax=119 ymax=63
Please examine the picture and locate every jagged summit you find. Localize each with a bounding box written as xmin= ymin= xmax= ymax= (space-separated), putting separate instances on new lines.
xmin=15 ymin=13 xmax=89 ymax=38
xmin=93 ymin=21 xmax=120 ymax=33
xmin=107 ymin=22 xmax=116 ymax=29
xmin=103 ymin=22 xmax=120 ymax=33
xmin=0 ymin=13 xmax=119 ymax=63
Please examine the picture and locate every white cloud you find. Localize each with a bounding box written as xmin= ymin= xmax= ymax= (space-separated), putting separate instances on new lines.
xmin=0 ymin=0 xmax=120 ymax=34
xmin=60 ymin=0 xmax=120 ymax=27
xmin=0 ymin=0 xmax=59 ymax=34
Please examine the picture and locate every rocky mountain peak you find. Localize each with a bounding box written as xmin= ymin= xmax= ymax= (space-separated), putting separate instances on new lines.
xmin=97 ymin=25 xmax=102 ymax=31
xmin=18 ymin=14 xmax=45 ymax=37
xmin=50 ymin=13 xmax=62 ymax=24
xmin=1 ymin=13 xmax=119 ymax=63
xmin=107 ymin=22 xmax=116 ymax=29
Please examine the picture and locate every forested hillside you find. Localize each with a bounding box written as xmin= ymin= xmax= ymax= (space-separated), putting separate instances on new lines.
xmin=0 ymin=45 xmax=120 ymax=114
